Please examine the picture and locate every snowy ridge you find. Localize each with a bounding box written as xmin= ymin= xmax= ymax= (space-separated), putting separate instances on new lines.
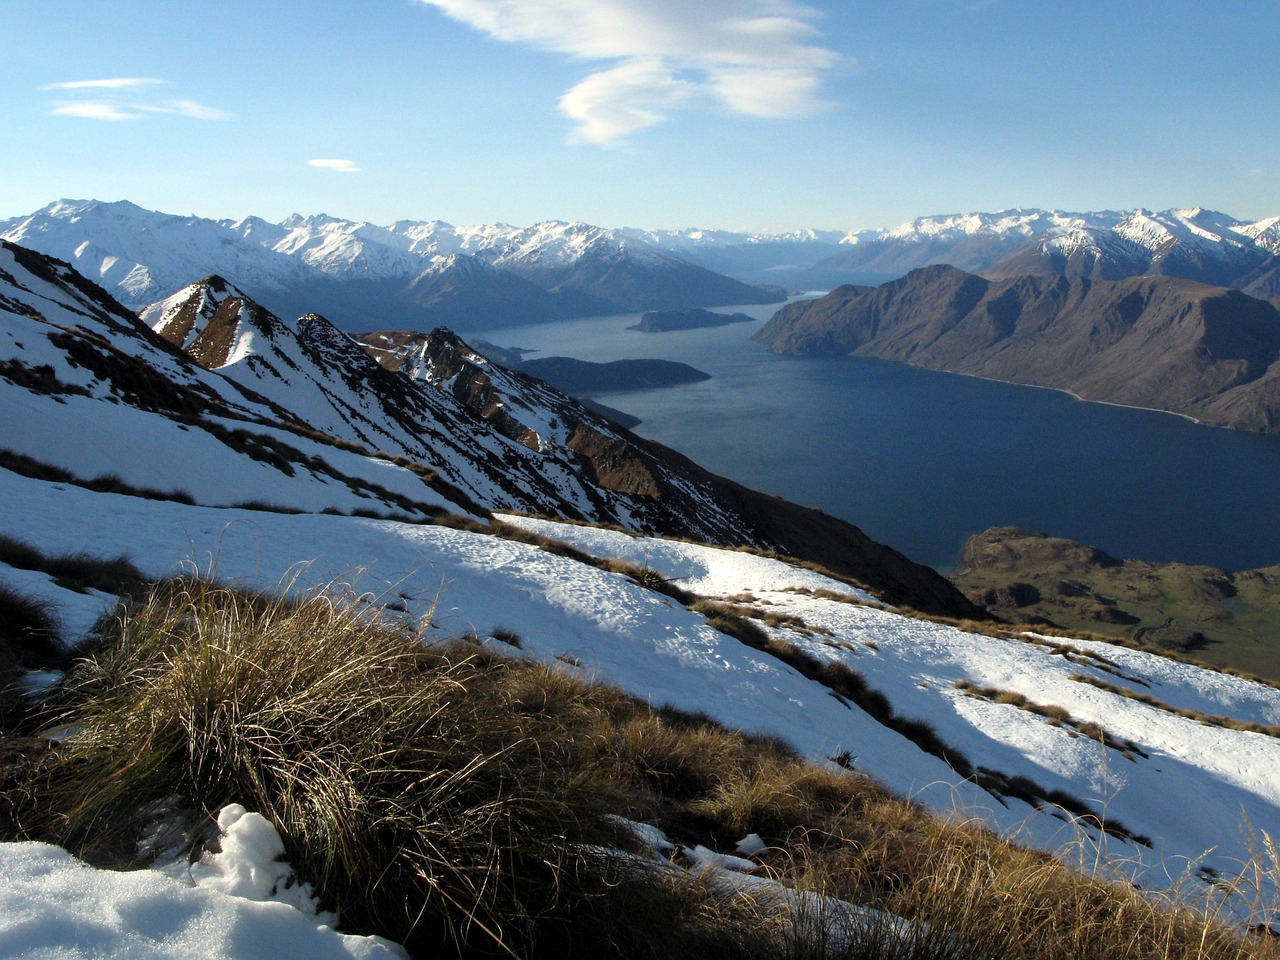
xmin=0 ymin=242 xmax=463 ymax=516
xmin=0 ymin=201 xmax=779 ymax=323
xmin=134 ymin=275 xmax=756 ymax=536
xmin=821 ymin=207 xmax=1280 ymax=290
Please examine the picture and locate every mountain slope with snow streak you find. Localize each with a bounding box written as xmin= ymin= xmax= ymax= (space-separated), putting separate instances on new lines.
xmin=4 ymin=465 xmax=1280 ymax=908
xmin=4 ymin=242 xmax=973 ymax=615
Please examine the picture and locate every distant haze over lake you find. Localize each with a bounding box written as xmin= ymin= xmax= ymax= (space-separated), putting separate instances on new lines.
xmin=480 ymin=301 xmax=1280 ymax=572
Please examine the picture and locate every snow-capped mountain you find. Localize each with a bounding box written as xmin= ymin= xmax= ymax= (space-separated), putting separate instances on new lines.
xmin=0 ymin=199 xmax=314 ymax=309
xmin=4 ymin=240 xmax=1280 ymax=919
xmin=819 ymin=207 xmax=1280 ymax=295
xmin=0 ymin=201 xmax=783 ymax=332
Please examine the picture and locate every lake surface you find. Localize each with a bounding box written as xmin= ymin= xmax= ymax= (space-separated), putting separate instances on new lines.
xmin=478 ymin=302 xmax=1280 ymax=572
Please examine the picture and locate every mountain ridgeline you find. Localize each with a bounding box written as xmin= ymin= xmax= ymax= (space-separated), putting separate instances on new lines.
xmin=755 ymin=266 xmax=1280 ymax=433
xmin=0 ymin=201 xmax=784 ymax=333
xmin=2 ymin=243 xmax=981 ymax=618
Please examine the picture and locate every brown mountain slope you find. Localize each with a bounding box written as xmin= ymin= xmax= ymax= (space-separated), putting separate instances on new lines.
xmin=953 ymin=527 xmax=1280 ymax=681
xmin=754 ymin=266 xmax=1280 ymax=433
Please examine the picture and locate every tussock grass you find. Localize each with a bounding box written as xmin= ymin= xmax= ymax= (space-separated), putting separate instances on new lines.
xmin=954 ymin=680 xmax=1150 ymax=760
xmin=1070 ymin=673 xmax=1280 ymax=739
xmin=4 ymin=578 xmax=1278 ymax=959
xmin=17 ymin=578 xmax=618 ymax=955
xmin=0 ymin=533 xmax=149 ymax=599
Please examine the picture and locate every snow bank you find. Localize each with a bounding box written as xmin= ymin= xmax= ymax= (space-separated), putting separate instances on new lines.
xmin=0 ymin=802 xmax=403 ymax=960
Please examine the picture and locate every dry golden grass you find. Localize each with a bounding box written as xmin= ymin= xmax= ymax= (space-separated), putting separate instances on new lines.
xmin=3 ymin=577 xmax=1278 ymax=959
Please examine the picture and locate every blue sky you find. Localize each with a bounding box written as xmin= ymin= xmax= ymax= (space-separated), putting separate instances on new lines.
xmin=2 ymin=0 xmax=1276 ymax=231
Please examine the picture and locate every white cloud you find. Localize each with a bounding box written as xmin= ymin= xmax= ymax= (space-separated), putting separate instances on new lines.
xmin=42 ymin=78 xmax=232 ymax=122
xmin=139 ymin=99 xmax=235 ymax=121
xmin=40 ymin=77 xmax=165 ymax=91
xmin=416 ymin=0 xmax=839 ymax=142
xmin=49 ymin=102 xmax=148 ymax=121
xmin=559 ymin=59 xmax=694 ymax=143
xmin=308 ymin=159 xmax=362 ymax=173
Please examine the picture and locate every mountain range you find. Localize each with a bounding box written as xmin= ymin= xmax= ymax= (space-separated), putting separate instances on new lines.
xmin=3 ymin=232 xmax=1280 ymax=941
xmin=7 ymin=201 xmax=1280 ymax=339
xmin=0 ymin=200 xmax=784 ymax=332
xmin=812 ymin=208 xmax=1280 ymax=297
xmin=755 ymin=265 xmax=1280 ymax=433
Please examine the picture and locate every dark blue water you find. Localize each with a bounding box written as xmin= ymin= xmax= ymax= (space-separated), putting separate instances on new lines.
xmin=479 ymin=303 xmax=1280 ymax=572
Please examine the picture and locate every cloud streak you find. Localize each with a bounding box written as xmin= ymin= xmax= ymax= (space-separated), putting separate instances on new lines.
xmin=416 ymin=0 xmax=839 ymax=143
xmin=42 ymin=78 xmax=232 ymax=122
xmin=307 ymin=159 xmax=362 ymax=173
xmin=41 ymin=77 xmax=165 ymax=91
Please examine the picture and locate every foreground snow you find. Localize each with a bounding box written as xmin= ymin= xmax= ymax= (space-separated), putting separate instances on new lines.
xmin=0 ymin=805 xmax=402 ymax=960
xmin=5 ymin=469 xmax=1280 ymax=908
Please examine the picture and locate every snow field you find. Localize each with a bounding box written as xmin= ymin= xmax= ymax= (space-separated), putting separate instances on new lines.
xmin=0 ymin=805 xmax=403 ymax=960
xmin=5 ymin=468 xmax=1280 ymax=902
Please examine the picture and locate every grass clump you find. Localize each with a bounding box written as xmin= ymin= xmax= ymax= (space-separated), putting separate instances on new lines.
xmin=1070 ymin=672 xmax=1280 ymax=739
xmin=954 ymin=680 xmax=1150 ymax=762
xmin=4 ymin=578 xmax=795 ymax=959
xmin=4 ymin=578 xmax=1279 ymax=959
xmin=0 ymin=533 xmax=150 ymax=599
xmin=11 ymin=578 xmax=587 ymax=954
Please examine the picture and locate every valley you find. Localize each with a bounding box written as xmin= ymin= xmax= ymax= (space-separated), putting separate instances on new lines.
xmin=5 ymin=203 xmax=1280 ymax=958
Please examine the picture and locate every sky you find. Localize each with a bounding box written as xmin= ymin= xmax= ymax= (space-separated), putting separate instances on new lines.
xmin=2 ymin=0 xmax=1277 ymax=232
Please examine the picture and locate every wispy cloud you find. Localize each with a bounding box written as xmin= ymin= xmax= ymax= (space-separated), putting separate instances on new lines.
xmin=416 ymin=0 xmax=839 ymax=143
xmin=48 ymin=102 xmax=146 ymax=122
xmin=41 ymin=77 xmax=165 ymax=91
xmin=42 ymin=77 xmax=232 ymax=122
xmin=308 ymin=159 xmax=362 ymax=173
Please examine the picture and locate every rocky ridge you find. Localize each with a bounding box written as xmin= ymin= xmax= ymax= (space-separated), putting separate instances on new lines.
xmin=3 ymin=242 xmax=979 ymax=618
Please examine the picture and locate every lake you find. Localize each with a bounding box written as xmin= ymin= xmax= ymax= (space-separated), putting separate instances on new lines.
xmin=478 ymin=302 xmax=1280 ymax=572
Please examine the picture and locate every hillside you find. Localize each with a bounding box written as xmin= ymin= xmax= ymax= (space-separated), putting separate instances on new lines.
xmin=4 ymin=239 xmax=1280 ymax=956
xmin=754 ymin=266 xmax=1280 ymax=433
xmin=953 ymin=527 xmax=1280 ymax=681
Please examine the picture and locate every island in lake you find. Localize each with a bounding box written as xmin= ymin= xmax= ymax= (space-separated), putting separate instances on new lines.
xmin=518 ymin=356 xmax=710 ymax=394
xmin=628 ymin=307 xmax=757 ymax=332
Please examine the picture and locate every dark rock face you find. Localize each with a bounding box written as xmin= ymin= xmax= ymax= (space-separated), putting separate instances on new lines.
xmin=566 ymin=422 xmax=661 ymax=497
xmin=755 ymin=267 xmax=1280 ymax=433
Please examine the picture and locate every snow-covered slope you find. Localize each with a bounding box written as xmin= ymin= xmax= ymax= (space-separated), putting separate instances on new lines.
xmin=4 ymin=467 xmax=1279 ymax=905
xmin=0 ymin=241 xmax=464 ymax=517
